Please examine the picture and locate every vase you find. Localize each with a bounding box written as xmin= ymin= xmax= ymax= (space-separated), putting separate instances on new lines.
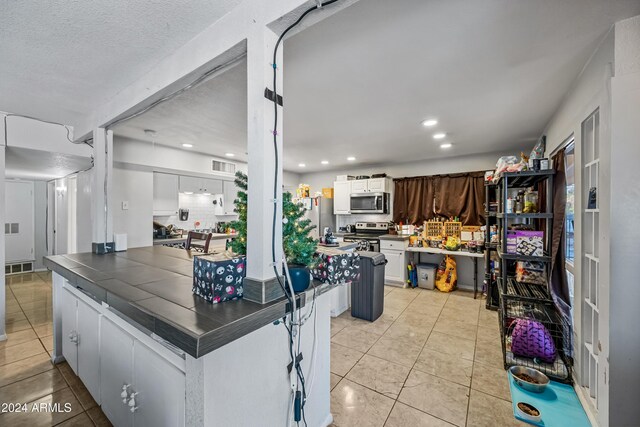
xmin=287 ymin=264 xmax=310 ymax=293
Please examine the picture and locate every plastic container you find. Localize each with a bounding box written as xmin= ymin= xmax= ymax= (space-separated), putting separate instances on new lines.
xmin=351 ymin=252 xmax=387 ymax=321
xmin=417 ymin=263 xmax=438 ymax=290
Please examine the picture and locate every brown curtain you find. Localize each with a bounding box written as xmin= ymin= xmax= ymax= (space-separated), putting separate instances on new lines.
xmin=433 ymin=172 xmax=486 ymax=225
xmin=393 ymin=177 xmax=435 ymax=224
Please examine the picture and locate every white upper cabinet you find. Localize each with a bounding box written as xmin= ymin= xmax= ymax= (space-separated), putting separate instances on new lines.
xmin=349 ymin=178 xmax=391 ymax=194
xmin=350 ymin=180 xmax=368 ymax=193
xmin=222 ymin=180 xmax=239 ymax=215
xmin=179 ymin=176 xmax=223 ymax=194
xmin=333 ymin=181 xmax=351 ymax=214
xmin=153 ymin=173 xmax=179 ymax=215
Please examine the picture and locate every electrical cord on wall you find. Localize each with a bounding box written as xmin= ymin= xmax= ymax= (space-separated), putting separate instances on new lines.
xmin=2 ymin=113 xmax=90 ymax=147
xmin=270 ymin=1 xmax=341 ymax=425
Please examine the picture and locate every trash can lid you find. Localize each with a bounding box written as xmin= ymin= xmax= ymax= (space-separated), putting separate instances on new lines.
xmin=357 ymin=251 xmax=387 ymax=265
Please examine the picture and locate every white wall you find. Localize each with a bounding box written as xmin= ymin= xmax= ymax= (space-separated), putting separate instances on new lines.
xmin=112 ymin=167 xmax=154 ymax=249
xmin=33 ymin=181 xmax=47 ymax=270
xmin=76 ymin=170 xmax=93 ymax=253
xmin=0 ymin=145 xmax=6 ymax=340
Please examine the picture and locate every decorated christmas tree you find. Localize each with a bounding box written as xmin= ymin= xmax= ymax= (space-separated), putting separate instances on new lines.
xmin=227 ymin=171 xmax=318 ymax=267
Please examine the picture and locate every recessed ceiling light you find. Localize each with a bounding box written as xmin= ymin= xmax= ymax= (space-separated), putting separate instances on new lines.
xmin=321 ymin=160 xmax=329 ymax=165
xmin=433 ymin=133 xmax=446 ymax=140
xmin=422 ymin=119 xmax=438 ymax=127
xmin=298 ymin=163 xmax=306 ymax=168
xmin=440 ymin=143 xmax=452 ymax=149
xmin=182 ymin=143 xmax=193 ymax=148
xmin=225 ymin=153 xmax=235 ymax=157
xmin=347 ymin=156 xmax=356 ymax=161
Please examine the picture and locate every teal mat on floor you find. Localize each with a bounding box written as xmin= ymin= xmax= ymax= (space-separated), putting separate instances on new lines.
xmin=508 ymin=374 xmax=591 ymax=426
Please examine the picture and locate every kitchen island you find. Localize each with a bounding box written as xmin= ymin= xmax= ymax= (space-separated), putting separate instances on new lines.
xmin=44 ymin=246 xmax=342 ymax=427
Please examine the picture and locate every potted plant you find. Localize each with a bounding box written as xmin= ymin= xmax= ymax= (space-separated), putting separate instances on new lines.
xmin=228 ymin=172 xmax=318 ymax=293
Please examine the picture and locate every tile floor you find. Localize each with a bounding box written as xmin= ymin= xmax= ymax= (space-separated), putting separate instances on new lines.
xmin=1 ymin=271 xmax=111 ymax=426
xmin=329 ymin=285 xmax=524 ymax=427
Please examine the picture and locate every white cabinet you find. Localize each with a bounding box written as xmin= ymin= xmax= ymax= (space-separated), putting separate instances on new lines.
xmin=350 ymin=180 xmax=368 ymax=193
xmin=153 ymin=173 xmax=179 ymax=215
xmin=100 ymin=317 xmax=185 ymax=427
xmin=179 ymin=176 xmax=223 ymax=194
xmin=333 ymin=181 xmax=352 ymax=214
xmin=222 ymin=180 xmax=238 ymax=215
xmin=381 ymin=249 xmax=405 ymax=284
xmin=351 ymin=178 xmax=391 ymax=194
xmin=61 ymin=288 xmax=101 ymax=404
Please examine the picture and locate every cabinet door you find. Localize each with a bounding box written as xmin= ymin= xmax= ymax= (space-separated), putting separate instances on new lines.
xmin=153 ymin=173 xmax=179 ymax=215
xmin=201 ymin=178 xmax=223 ymax=195
xmin=61 ymin=288 xmax=78 ymax=374
xmin=333 ymin=181 xmax=352 ymax=214
xmin=351 ymin=180 xmax=368 ymax=193
xmin=133 ymin=341 xmax=185 ymax=427
xmin=367 ymin=178 xmax=387 ymax=193
xmin=77 ymin=299 xmax=101 ymax=404
xmin=100 ymin=318 xmax=134 ymax=427
xmin=223 ymin=180 xmax=238 ymax=215
xmin=178 ymin=176 xmax=202 ymax=194
xmin=381 ymin=249 xmax=404 ymax=284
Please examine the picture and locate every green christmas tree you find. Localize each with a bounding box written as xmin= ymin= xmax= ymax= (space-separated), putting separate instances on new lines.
xmin=227 ymin=171 xmax=318 ymax=267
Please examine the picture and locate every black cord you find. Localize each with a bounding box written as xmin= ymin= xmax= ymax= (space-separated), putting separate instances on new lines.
xmin=269 ymin=2 xmax=341 ymax=424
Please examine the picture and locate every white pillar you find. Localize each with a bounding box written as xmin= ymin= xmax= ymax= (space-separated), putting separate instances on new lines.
xmin=246 ymin=27 xmax=284 ymax=281
xmin=91 ymin=128 xmax=114 ymax=253
xmin=0 ymin=139 xmax=6 ymax=340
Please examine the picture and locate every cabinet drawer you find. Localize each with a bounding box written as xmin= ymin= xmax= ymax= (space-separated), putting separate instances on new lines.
xmin=380 ymin=239 xmax=408 ymax=250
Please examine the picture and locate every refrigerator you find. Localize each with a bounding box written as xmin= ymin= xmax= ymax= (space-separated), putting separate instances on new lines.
xmin=302 ymin=197 xmax=336 ymax=239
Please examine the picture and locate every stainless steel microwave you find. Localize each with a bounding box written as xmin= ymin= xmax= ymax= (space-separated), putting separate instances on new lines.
xmin=350 ymin=193 xmax=389 ymax=214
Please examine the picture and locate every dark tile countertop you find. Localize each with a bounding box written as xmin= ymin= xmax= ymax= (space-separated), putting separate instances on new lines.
xmin=44 ymin=246 xmax=328 ymax=359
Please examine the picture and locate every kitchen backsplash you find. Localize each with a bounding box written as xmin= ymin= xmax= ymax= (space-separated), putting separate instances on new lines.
xmin=155 ymin=193 xmax=237 ymax=230
xmin=336 ymin=213 xmax=392 ymax=228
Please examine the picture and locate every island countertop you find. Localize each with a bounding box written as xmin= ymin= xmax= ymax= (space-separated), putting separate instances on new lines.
xmin=44 ymin=246 xmax=325 ymax=359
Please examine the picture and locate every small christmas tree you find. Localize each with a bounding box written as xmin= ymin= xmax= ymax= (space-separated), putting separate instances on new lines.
xmin=227 ymin=172 xmax=318 ymax=267
xmin=228 ymin=171 xmax=247 ymax=255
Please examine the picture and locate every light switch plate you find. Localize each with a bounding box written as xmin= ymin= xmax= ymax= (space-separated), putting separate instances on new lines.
xmin=122 ymin=201 xmax=129 ymax=210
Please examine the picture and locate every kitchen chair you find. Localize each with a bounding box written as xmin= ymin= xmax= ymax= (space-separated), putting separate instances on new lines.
xmin=185 ymin=231 xmax=213 ymax=253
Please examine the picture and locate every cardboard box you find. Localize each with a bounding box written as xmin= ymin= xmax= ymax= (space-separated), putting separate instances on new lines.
xmin=516 ymin=231 xmax=544 ymax=256
xmin=322 ymin=188 xmax=334 ymax=198
xmin=506 ymin=230 xmax=518 ymax=253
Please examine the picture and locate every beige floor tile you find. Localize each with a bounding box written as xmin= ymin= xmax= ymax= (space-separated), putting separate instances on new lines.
xmin=39 ymin=335 xmax=54 ymax=352
xmin=471 ymin=362 xmax=511 ymax=401
xmin=5 ymin=301 xmax=24 ymax=315
xmin=346 ymin=354 xmax=410 ymax=399
xmin=383 ymin=299 xmax=411 ymax=313
xmin=331 ymin=325 xmax=380 ymax=353
xmin=55 ymin=412 xmax=94 ymax=427
xmin=383 ymin=322 xmax=431 ymax=342
xmin=433 ymin=318 xmax=478 ymax=341
xmin=16 ymin=299 xmax=53 ymax=312
xmin=0 ymin=387 xmax=83 ymax=427
xmin=24 ymin=312 xmax=53 ymax=326
xmin=0 ymin=353 xmax=54 ymax=388
xmin=466 ymin=389 xmax=525 ymax=427
xmin=331 ymin=343 xmax=364 ymax=377
xmin=0 ymin=329 xmax=38 ymax=349
xmin=350 ymin=313 xmax=395 ymax=336
xmin=424 ymin=331 xmax=475 ymax=361
xmin=398 ymin=370 xmax=469 ymax=427
xmin=0 ymin=368 xmax=67 ymax=405
xmin=395 ymin=310 xmax=439 ymax=328
xmin=331 ymin=316 xmax=353 ymax=337
xmin=415 ymin=289 xmax=449 ymax=304
xmin=86 ymin=405 xmax=114 ymax=426
xmin=385 ymin=402 xmax=455 ymax=427
xmin=57 ymin=362 xmax=98 ymax=410
xmin=6 ymin=319 xmax=35 ymax=333
xmin=33 ymin=323 xmax=54 ymax=339
xmin=6 ymin=310 xmax=27 ymax=323
xmin=368 ymin=335 xmax=424 ymax=368
xmin=0 ymin=339 xmax=46 ymax=366
xmin=6 ymin=273 xmax=43 ymax=285
xmin=474 ymin=339 xmax=504 ymax=370
xmin=414 ymin=348 xmax=473 ymax=387
xmin=438 ymin=307 xmax=479 ymax=325
xmin=331 ymin=373 xmax=342 ymax=391
xmin=404 ymin=299 xmax=444 ymax=315
xmin=330 ymin=379 xmax=395 ymax=427
xmin=476 ymin=322 xmax=501 ymax=342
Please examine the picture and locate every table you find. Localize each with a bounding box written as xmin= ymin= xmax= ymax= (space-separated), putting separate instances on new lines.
xmin=406 ymin=247 xmax=484 ymax=298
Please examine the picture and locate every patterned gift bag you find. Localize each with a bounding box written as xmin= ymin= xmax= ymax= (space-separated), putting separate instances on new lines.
xmin=193 ymin=253 xmax=246 ymax=303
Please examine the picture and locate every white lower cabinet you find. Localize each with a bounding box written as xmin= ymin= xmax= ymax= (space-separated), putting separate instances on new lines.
xmin=381 ymin=249 xmax=405 ymax=284
xmin=61 ymin=288 xmax=101 ymax=403
xmin=100 ymin=316 xmax=185 ymax=427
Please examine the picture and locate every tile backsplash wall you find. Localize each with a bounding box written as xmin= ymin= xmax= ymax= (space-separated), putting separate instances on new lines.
xmin=155 ymin=193 xmax=237 ymax=230
xmin=336 ymin=213 xmax=392 ymax=229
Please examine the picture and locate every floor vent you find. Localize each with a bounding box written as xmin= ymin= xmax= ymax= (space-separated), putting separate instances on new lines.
xmin=5 ymin=262 xmax=34 ymax=275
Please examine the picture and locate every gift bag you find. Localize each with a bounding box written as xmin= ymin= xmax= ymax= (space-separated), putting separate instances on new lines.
xmin=435 ymin=255 xmax=457 ymax=292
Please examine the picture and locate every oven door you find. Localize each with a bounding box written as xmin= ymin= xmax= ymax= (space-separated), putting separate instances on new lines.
xmin=350 ymin=193 xmax=388 ymax=214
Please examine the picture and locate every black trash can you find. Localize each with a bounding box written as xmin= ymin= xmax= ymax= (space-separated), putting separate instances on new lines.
xmin=351 ymin=251 xmax=387 ymax=321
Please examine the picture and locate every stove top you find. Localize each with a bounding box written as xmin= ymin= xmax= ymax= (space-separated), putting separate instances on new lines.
xmin=343 ymin=233 xmax=385 ymax=240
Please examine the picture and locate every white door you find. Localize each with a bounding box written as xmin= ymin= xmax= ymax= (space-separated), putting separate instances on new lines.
xmin=100 ymin=318 xmax=134 ymax=427
xmin=5 ymin=181 xmax=35 ymax=262
xmin=333 ymin=181 xmax=351 ymax=214
xmin=351 ymin=180 xmax=368 ymax=193
xmin=382 ymin=249 xmax=404 ymax=284
xmin=133 ymin=341 xmax=185 ymax=427
xmin=77 ymin=299 xmax=101 ymax=404
xmin=61 ymin=288 xmax=78 ymax=374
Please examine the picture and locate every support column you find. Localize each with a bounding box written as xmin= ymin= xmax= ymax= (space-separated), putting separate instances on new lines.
xmin=243 ymin=26 xmax=284 ymax=303
xmin=0 ymin=132 xmax=6 ymax=340
xmin=91 ymin=128 xmax=114 ymax=254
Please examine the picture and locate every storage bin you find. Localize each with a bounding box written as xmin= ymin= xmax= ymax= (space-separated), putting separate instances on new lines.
xmin=193 ymin=253 xmax=246 ymax=303
xmin=351 ymin=251 xmax=386 ymax=321
xmin=417 ymin=263 xmax=438 ymax=290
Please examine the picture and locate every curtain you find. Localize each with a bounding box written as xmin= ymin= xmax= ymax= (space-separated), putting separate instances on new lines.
xmin=549 ymin=150 xmax=572 ymax=354
xmin=433 ymin=172 xmax=486 ymax=225
xmin=393 ymin=176 xmax=434 ymax=224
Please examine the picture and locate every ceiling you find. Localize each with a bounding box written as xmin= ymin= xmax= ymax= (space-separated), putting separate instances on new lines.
xmin=3 ymin=0 xmax=640 ymax=172
xmin=5 ymin=147 xmax=93 ymax=180
xmin=0 ymin=0 xmax=243 ymax=127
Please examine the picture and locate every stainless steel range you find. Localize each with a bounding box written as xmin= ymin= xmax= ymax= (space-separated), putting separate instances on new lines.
xmin=343 ymin=222 xmax=391 ymax=252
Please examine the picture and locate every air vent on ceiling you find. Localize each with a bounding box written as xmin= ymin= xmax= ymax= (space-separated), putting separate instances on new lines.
xmin=212 ymin=160 xmax=235 ymax=174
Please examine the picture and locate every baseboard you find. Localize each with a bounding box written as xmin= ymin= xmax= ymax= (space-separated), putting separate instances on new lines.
xmin=322 ymin=413 xmax=334 ymax=427
xmin=0 ymin=334 xmax=7 ymax=342
xmin=573 ymin=380 xmax=599 ymax=426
